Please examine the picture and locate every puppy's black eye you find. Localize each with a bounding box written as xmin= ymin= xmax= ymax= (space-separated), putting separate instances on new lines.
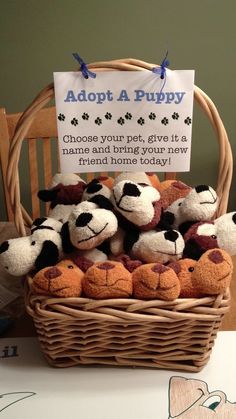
xmin=178 ymin=202 xmax=182 ymax=206
xmin=188 ymin=266 xmax=194 ymax=272
xmin=211 ymin=235 xmax=217 ymax=239
xmin=68 ymin=265 xmax=74 ymax=269
xmin=31 ymin=241 xmax=36 ymax=246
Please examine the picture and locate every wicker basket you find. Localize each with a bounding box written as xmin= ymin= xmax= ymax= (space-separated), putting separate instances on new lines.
xmin=7 ymin=58 xmax=233 ymax=371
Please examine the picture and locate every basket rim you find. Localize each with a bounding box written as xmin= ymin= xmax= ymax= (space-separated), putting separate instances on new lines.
xmin=25 ymin=275 xmax=230 ymax=323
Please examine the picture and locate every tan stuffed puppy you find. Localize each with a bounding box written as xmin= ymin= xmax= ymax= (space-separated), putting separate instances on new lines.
xmin=169 ymin=248 xmax=233 ymax=297
xmin=132 ymin=263 xmax=180 ymax=300
xmin=83 ymin=261 xmax=132 ymax=299
xmin=169 ymin=259 xmax=200 ymax=298
xmin=32 ymin=259 xmax=83 ymax=297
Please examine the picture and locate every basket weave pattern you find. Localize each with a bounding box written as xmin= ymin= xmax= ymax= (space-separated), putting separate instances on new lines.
xmin=26 ymin=278 xmax=230 ymax=371
xmin=7 ymin=59 xmax=233 ymax=371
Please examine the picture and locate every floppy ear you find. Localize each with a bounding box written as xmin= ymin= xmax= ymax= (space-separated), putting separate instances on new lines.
xmin=157 ymin=210 xmax=175 ymax=230
xmin=0 ymin=240 xmax=9 ymax=254
xmin=37 ymin=188 xmax=59 ymax=202
xmin=61 ymin=222 xmax=74 ymax=253
xmin=183 ymin=238 xmax=204 ymax=260
xmin=169 ymin=376 xmax=208 ymax=417
xmin=123 ymin=229 xmax=140 ymax=253
xmin=32 ymin=217 xmax=48 ymax=226
xmin=35 ymin=240 xmax=59 ymax=271
xmin=89 ymin=194 xmax=114 ymax=211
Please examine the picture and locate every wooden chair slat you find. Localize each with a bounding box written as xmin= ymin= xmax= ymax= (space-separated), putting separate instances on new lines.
xmin=0 ymin=108 xmax=14 ymax=220
xmin=43 ymin=137 xmax=52 ymax=188
xmin=28 ymin=139 xmax=40 ymax=220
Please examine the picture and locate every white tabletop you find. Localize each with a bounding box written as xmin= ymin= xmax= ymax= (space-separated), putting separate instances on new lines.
xmin=0 ymin=331 xmax=236 ymax=419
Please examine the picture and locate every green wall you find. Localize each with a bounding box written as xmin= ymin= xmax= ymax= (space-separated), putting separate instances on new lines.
xmin=0 ymin=0 xmax=235 ymax=220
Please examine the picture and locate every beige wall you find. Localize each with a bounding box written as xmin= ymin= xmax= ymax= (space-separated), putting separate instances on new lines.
xmin=0 ymin=0 xmax=235 ymax=220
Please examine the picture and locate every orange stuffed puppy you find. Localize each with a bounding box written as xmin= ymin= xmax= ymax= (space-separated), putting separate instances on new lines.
xmin=83 ymin=261 xmax=133 ymax=299
xmin=32 ymin=259 xmax=84 ymax=297
xmin=192 ymin=248 xmax=233 ymax=295
xmin=169 ymin=248 xmax=233 ymax=297
xmin=132 ymin=263 xmax=180 ymax=300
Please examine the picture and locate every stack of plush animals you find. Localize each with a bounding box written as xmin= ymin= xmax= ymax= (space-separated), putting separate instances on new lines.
xmin=0 ymin=172 xmax=235 ymax=301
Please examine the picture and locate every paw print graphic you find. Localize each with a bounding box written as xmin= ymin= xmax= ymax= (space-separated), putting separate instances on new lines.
xmin=125 ymin=112 xmax=132 ymax=120
xmin=95 ymin=117 xmax=102 ymax=126
xmin=172 ymin=112 xmax=179 ymax=120
xmin=137 ymin=117 xmax=145 ymax=125
xmin=105 ymin=112 xmax=112 ymax=120
xmin=71 ymin=118 xmax=78 ymax=126
xmin=149 ymin=112 xmax=156 ymax=120
xmin=184 ymin=117 xmax=192 ymax=125
xmin=82 ymin=112 xmax=89 ymax=120
xmin=117 ymin=117 xmax=125 ymax=125
xmin=58 ymin=113 xmax=65 ymax=121
xmin=161 ymin=117 xmax=169 ymax=125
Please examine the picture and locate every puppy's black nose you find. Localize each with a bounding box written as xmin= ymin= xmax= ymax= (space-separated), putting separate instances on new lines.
xmin=195 ymin=185 xmax=209 ymax=193
xmin=0 ymin=241 xmax=9 ymax=254
xmin=164 ymin=230 xmax=179 ymax=242
xmin=76 ymin=212 xmax=93 ymax=227
xmin=232 ymin=213 xmax=236 ymax=224
xmin=123 ymin=182 xmax=141 ymax=197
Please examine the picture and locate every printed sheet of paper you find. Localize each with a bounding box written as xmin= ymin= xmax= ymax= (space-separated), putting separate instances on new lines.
xmin=54 ymin=70 xmax=194 ymax=173
xmin=0 ymin=332 xmax=235 ymax=419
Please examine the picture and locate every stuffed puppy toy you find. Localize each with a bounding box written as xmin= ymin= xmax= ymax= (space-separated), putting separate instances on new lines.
xmin=183 ymin=221 xmax=219 ymax=260
xmin=159 ymin=180 xmax=192 ymax=209
xmin=0 ymin=217 xmax=63 ymax=276
xmin=37 ymin=173 xmax=86 ymax=223
xmin=112 ymin=179 xmax=173 ymax=231
xmin=110 ymin=227 xmax=185 ymax=264
xmin=32 ymin=259 xmax=83 ymax=297
xmin=169 ymin=248 xmax=233 ymax=297
xmin=61 ymin=200 xmax=118 ymax=253
xmin=132 ymin=263 xmax=180 ymax=300
xmin=131 ymin=229 xmax=185 ymax=264
xmin=166 ymin=185 xmax=219 ymax=234
xmin=83 ymin=261 xmax=132 ymax=299
xmin=214 ymin=211 xmax=236 ymax=255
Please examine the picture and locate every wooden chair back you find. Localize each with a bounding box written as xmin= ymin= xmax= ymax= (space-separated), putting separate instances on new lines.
xmin=0 ymin=107 xmax=58 ymax=221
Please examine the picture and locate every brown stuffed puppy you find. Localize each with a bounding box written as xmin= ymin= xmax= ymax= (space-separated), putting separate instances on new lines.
xmin=132 ymin=263 xmax=180 ymax=301
xmin=32 ymin=259 xmax=84 ymax=297
xmin=83 ymin=261 xmax=132 ymax=299
xmin=159 ymin=180 xmax=191 ymax=209
xmin=169 ymin=248 xmax=233 ymax=297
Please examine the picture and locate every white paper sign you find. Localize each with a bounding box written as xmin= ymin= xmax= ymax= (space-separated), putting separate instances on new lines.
xmin=54 ymin=70 xmax=195 ymax=173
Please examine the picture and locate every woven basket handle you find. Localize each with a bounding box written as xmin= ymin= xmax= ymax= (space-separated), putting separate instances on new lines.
xmin=6 ymin=58 xmax=233 ymax=236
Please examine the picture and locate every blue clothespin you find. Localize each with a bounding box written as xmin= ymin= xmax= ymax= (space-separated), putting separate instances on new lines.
xmin=72 ymin=53 xmax=96 ymax=79
xmin=152 ymin=51 xmax=169 ymax=92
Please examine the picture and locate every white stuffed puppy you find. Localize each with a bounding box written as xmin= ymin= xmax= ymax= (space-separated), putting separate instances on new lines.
xmin=0 ymin=217 xmax=63 ymax=276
